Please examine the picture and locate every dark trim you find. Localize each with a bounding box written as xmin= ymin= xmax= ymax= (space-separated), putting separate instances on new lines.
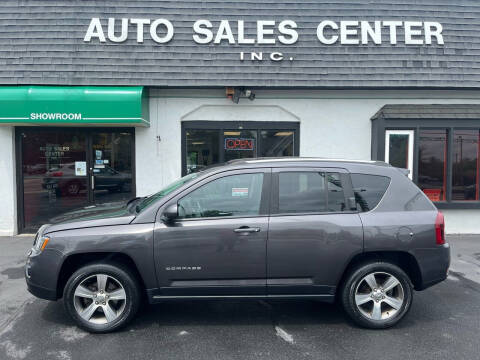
xmin=446 ymin=128 xmax=454 ymax=203
xmin=150 ymin=85 xmax=480 ymax=91
xmin=181 ymin=121 xmax=300 ymax=176
xmin=147 ymin=291 xmax=335 ymax=304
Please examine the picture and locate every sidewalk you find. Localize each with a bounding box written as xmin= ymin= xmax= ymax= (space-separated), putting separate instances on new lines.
xmin=0 ymin=236 xmax=34 ymax=331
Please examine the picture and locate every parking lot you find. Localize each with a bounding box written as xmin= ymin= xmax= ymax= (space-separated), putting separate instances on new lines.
xmin=1 ymin=235 xmax=479 ymax=360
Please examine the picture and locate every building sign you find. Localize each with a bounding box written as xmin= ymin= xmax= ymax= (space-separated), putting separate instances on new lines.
xmin=224 ymin=138 xmax=255 ymax=151
xmin=84 ymin=18 xmax=445 ymax=62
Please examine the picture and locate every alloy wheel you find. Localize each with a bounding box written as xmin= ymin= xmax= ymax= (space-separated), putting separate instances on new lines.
xmin=354 ymin=272 xmax=404 ymax=321
xmin=73 ymin=274 xmax=127 ymax=324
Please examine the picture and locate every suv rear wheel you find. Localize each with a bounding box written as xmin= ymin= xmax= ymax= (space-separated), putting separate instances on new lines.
xmin=63 ymin=263 xmax=141 ymax=333
xmin=341 ymin=262 xmax=413 ymax=329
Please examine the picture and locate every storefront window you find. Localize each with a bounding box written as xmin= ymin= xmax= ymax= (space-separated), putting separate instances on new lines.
xmin=183 ymin=122 xmax=299 ymax=175
xmin=186 ymin=130 xmax=219 ymax=174
xmin=453 ymin=130 xmax=479 ymax=201
xmin=259 ymin=130 xmax=294 ymax=157
xmin=418 ymin=130 xmax=447 ymax=202
xmin=21 ymin=129 xmax=89 ymax=231
xmin=19 ymin=128 xmax=135 ymax=232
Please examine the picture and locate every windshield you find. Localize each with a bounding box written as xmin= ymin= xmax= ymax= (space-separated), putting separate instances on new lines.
xmin=135 ymin=173 xmax=199 ymax=213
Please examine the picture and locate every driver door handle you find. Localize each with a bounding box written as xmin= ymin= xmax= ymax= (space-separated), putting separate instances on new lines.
xmin=233 ymin=226 xmax=260 ymax=233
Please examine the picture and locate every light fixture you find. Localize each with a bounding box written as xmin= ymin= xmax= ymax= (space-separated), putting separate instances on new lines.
xmin=191 ymin=142 xmax=205 ymax=145
xmin=226 ymin=87 xmax=256 ymax=103
xmin=224 ymin=131 xmax=241 ymax=136
xmin=274 ymin=131 xmax=294 ymax=136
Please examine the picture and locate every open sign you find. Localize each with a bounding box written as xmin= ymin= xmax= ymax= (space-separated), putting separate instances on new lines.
xmin=224 ymin=138 xmax=255 ymax=151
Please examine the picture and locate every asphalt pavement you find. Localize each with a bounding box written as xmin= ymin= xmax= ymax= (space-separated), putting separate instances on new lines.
xmin=0 ymin=235 xmax=479 ymax=360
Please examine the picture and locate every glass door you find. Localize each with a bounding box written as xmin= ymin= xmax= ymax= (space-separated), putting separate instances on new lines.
xmin=19 ymin=128 xmax=135 ymax=232
xmin=20 ymin=128 xmax=89 ymax=231
xmin=91 ymin=131 xmax=134 ymax=204
xmin=385 ymin=130 xmax=414 ymax=179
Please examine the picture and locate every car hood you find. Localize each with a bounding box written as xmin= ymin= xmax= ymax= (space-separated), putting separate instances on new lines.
xmin=43 ymin=201 xmax=136 ymax=234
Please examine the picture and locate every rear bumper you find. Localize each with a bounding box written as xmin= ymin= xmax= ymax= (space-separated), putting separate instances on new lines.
xmin=414 ymin=243 xmax=451 ymax=290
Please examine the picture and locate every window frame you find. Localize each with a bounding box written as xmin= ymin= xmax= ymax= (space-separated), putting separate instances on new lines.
xmin=169 ymin=168 xmax=272 ymax=222
xmin=270 ymin=167 xmax=356 ymax=216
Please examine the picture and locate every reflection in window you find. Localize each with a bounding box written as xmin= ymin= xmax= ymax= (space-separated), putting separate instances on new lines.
xmin=453 ymin=130 xmax=479 ymax=201
xmin=327 ymin=173 xmax=346 ymax=211
xmin=352 ymin=174 xmax=390 ymax=211
xmin=418 ymin=130 xmax=447 ymax=202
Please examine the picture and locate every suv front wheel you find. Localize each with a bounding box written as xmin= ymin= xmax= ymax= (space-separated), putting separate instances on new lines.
xmin=63 ymin=263 xmax=141 ymax=333
xmin=341 ymin=262 xmax=413 ymax=329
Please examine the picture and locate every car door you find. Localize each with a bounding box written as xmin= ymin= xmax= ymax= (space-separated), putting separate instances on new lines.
xmin=267 ymin=167 xmax=363 ymax=297
xmin=153 ymin=168 xmax=271 ymax=297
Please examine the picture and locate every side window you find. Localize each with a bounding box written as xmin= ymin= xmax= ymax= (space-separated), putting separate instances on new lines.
xmin=178 ymin=173 xmax=264 ymax=218
xmin=278 ymin=172 xmax=326 ymax=213
xmin=278 ymin=171 xmax=347 ymax=214
xmin=351 ymin=173 xmax=391 ymax=212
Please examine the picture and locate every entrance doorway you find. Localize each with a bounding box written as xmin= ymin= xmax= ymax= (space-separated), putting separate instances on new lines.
xmin=16 ymin=127 xmax=135 ymax=232
xmin=181 ymin=121 xmax=300 ymax=175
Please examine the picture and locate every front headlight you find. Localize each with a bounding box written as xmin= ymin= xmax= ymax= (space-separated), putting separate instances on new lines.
xmin=33 ymin=235 xmax=50 ymax=252
xmin=32 ymin=224 xmax=51 ymax=253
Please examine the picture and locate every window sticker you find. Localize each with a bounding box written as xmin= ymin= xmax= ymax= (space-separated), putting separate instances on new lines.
xmin=232 ymin=188 xmax=249 ymax=197
xmin=74 ymin=161 xmax=87 ymax=176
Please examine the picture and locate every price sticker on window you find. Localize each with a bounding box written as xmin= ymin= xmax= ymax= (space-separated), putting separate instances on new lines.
xmin=232 ymin=188 xmax=249 ymax=197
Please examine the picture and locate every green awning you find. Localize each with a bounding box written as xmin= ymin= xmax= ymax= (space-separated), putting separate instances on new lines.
xmin=0 ymin=86 xmax=149 ymax=127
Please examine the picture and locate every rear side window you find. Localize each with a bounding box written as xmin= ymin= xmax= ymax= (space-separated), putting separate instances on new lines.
xmin=278 ymin=172 xmax=346 ymax=213
xmin=351 ymin=173 xmax=390 ymax=212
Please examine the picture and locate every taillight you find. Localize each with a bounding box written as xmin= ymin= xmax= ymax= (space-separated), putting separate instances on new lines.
xmin=435 ymin=211 xmax=445 ymax=245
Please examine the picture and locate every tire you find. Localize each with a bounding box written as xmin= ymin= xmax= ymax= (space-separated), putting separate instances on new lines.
xmin=341 ymin=262 xmax=413 ymax=329
xmin=63 ymin=263 xmax=141 ymax=333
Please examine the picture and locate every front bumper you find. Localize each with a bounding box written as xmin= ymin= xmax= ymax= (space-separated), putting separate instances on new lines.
xmin=25 ymin=247 xmax=63 ymax=301
xmin=26 ymin=278 xmax=57 ymax=301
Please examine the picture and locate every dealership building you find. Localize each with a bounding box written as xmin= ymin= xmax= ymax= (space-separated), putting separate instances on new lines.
xmin=1 ymin=0 xmax=480 ymax=234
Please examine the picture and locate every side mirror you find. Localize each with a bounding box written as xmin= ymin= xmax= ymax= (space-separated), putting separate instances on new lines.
xmin=347 ymin=197 xmax=357 ymax=211
xmin=162 ymin=203 xmax=178 ymax=222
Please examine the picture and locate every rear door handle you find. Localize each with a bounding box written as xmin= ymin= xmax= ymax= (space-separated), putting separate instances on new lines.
xmin=234 ymin=226 xmax=260 ymax=233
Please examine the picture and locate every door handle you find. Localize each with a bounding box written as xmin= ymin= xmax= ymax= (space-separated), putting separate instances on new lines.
xmin=233 ymin=226 xmax=260 ymax=233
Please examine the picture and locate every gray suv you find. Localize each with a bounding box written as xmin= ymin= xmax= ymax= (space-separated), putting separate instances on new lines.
xmin=25 ymin=158 xmax=450 ymax=333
